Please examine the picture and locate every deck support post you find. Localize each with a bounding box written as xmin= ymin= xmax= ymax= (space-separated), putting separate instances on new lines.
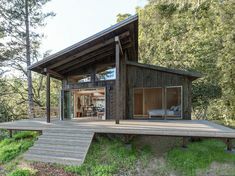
xmin=226 ymin=138 xmax=232 ymax=151
xmin=46 ymin=71 xmax=51 ymax=123
xmin=9 ymin=129 xmax=12 ymax=138
xmin=115 ymin=36 xmax=120 ymax=124
xmin=182 ymin=137 xmax=187 ymax=148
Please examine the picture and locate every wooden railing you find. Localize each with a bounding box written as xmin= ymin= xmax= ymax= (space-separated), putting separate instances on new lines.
xmin=34 ymin=106 xmax=59 ymax=118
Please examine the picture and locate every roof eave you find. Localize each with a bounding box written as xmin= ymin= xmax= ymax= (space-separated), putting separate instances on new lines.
xmin=29 ymin=14 xmax=138 ymax=71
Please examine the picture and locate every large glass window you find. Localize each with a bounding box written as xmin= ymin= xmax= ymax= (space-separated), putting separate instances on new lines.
xmin=134 ymin=89 xmax=143 ymax=116
xmin=166 ymin=87 xmax=182 ymax=117
xmin=133 ymin=86 xmax=182 ymax=118
xmin=96 ymin=68 xmax=116 ymax=81
xmin=78 ymin=75 xmax=91 ymax=83
xmin=144 ymin=88 xmax=163 ymax=117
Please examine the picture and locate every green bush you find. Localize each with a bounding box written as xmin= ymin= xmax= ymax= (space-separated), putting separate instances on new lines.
xmin=8 ymin=169 xmax=33 ymax=176
xmin=13 ymin=131 xmax=38 ymax=140
xmin=167 ymin=139 xmax=235 ymax=176
xmin=0 ymin=131 xmax=37 ymax=164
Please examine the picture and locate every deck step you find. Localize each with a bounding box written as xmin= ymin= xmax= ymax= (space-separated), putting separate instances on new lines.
xmin=38 ymin=136 xmax=92 ymax=143
xmin=24 ymin=128 xmax=94 ymax=166
xmin=24 ymin=153 xmax=82 ymax=166
xmin=27 ymin=148 xmax=85 ymax=158
xmin=34 ymin=139 xmax=90 ymax=146
xmin=42 ymin=132 xmax=94 ymax=138
xmin=39 ymin=134 xmax=92 ymax=140
xmin=32 ymin=143 xmax=89 ymax=151
xmin=44 ymin=129 xmax=94 ymax=134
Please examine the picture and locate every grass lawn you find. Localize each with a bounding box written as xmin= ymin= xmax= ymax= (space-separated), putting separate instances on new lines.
xmin=63 ymin=136 xmax=235 ymax=176
xmin=167 ymin=139 xmax=235 ymax=176
xmin=64 ymin=135 xmax=153 ymax=176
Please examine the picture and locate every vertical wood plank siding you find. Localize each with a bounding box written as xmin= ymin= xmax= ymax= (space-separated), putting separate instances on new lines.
xmin=126 ymin=65 xmax=192 ymax=120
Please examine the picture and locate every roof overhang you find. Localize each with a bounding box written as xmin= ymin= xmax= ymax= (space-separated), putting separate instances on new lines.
xmin=29 ymin=15 xmax=138 ymax=79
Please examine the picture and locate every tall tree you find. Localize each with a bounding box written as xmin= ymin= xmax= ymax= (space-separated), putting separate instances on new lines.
xmin=25 ymin=0 xmax=34 ymax=118
xmin=0 ymin=0 xmax=55 ymax=118
xmin=118 ymin=0 xmax=235 ymax=120
xmin=116 ymin=13 xmax=132 ymax=22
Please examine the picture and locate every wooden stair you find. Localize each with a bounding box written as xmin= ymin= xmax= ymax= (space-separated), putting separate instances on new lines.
xmin=24 ymin=128 xmax=94 ymax=166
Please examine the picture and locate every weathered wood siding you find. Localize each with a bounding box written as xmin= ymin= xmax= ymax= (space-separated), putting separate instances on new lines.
xmin=126 ymin=65 xmax=192 ymax=120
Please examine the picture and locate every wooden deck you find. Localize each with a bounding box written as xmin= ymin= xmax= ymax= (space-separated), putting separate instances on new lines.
xmin=0 ymin=118 xmax=234 ymax=165
xmin=0 ymin=118 xmax=235 ymax=138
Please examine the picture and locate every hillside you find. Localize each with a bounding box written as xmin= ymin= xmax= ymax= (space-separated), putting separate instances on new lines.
xmin=0 ymin=129 xmax=234 ymax=176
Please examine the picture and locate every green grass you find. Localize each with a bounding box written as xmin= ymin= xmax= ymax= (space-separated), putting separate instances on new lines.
xmin=0 ymin=131 xmax=38 ymax=164
xmin=65 ymin=135 xmax=152 ymax=176
xmin=167 ymin=139 xmax=235 ymax=176
xmin=8 ymin=168 xmax=35 ymax=176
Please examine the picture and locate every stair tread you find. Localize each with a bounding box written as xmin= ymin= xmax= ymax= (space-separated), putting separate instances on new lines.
xmin=24 ymin=128 xmax=94 ymax=166
xmin=35 ymin=139 xmax=91 ymax=145
xmin=38 ymin=137 xmax=93 ymax=141
xmin=26 ymin=150 xmax=85 ymax=159
xmin=24 ymin=154 xmax=82 ymax=166
xmin=25 ymin=153 xmax=82 ymax=160
xmin=29 ymin=147 xmax=86 ymax=153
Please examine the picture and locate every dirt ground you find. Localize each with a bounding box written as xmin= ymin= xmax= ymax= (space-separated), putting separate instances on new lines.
xmin=30 ymin=162 xmax=78 ymax=176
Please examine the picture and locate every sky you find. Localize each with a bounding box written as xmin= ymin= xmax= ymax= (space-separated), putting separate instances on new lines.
xmin=40 ymin=0 xmax=148 ymax=55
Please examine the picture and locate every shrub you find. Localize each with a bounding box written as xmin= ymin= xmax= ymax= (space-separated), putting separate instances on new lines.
xmin=13 ymin=131 xmax=38 ymax=140
xmin=8 ymin=169 xmax=34 ymax=176
xmin=0 ymin=131 xmax=37 ymax=164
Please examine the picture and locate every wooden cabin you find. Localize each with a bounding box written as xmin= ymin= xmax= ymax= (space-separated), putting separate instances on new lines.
xmin=29 ymin=15 xmax=201 ymax=123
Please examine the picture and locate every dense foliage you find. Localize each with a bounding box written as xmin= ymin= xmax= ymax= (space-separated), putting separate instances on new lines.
xmin=0 ymin=0 xmax=59 ymax=121
xmin=0 ymin=131 xmax=37 ymax=164
xmin=119 ymin=0 xmax=235 ymax=120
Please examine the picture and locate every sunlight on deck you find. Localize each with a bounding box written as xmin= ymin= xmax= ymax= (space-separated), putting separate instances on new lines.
xmin=0 ymin=118 xmax=234 ymax=138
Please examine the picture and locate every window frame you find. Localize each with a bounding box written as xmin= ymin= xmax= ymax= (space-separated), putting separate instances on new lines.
xmin=133 ymin=86 xmax=183 ymax=119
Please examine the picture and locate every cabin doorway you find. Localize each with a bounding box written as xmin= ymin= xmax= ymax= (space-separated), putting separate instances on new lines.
xmin=67 ymin=88 xmax=106 ymax=120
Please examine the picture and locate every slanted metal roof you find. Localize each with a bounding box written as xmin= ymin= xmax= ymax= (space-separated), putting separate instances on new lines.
xmin=29 ymin=14 xmax=138 ymax=77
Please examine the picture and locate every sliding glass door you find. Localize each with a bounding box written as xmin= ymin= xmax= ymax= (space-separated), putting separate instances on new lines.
xmin=133 ymin=86 xmax=182 ymax=119
xmin=166 ymin=87 xmax=182 ymax=118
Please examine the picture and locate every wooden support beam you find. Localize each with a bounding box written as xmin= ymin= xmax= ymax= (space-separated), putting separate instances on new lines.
xmin=91 ymin=67 xmax=96 ymax=83
xmin=43 ymin=68 xmax=64 ymax=80
xmin=9 ymin=129 xmax=12 ymax=138
xmin=115 ymin=36 xmax=123 ymax=55
xmin=115 ymin=36 xmax=120 ymax=124
xmin=49 ymin=31 xmax=130 ymax=70
xmin=62 ymin=51 xmax=114 ymax=74
xmin=226 ymin=138 xmax=233 ymax=151
xmin=60 ymin=89 xmax=64 ymax=121
xmin=55 ymin=45 xmax=114 ymax=72
xmin=46 ymin=72 xmax=51 ymax=123
xmin=182 ymin=137 xmax=187 ymax=148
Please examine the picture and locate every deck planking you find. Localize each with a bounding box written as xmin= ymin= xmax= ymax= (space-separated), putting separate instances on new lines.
xmin=0 ymin=118 xmax=234 ymax=138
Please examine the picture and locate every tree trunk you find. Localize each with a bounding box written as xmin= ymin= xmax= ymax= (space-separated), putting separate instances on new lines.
xmin=25 ymin=0 xmax=34 ymax=118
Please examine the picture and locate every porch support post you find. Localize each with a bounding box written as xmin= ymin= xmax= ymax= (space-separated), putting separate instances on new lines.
xmin=46 ymin=72 xmax=51 ymax=123
xmin=182 ymin=137 xmax=187 ymax=148
xmin=226 ymin=138 xmax=232 ymax=151
xmin=9 ymin=129 xmax=12 ymax=138
xmin=115 ymin=36 xmax=120 ymax=124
